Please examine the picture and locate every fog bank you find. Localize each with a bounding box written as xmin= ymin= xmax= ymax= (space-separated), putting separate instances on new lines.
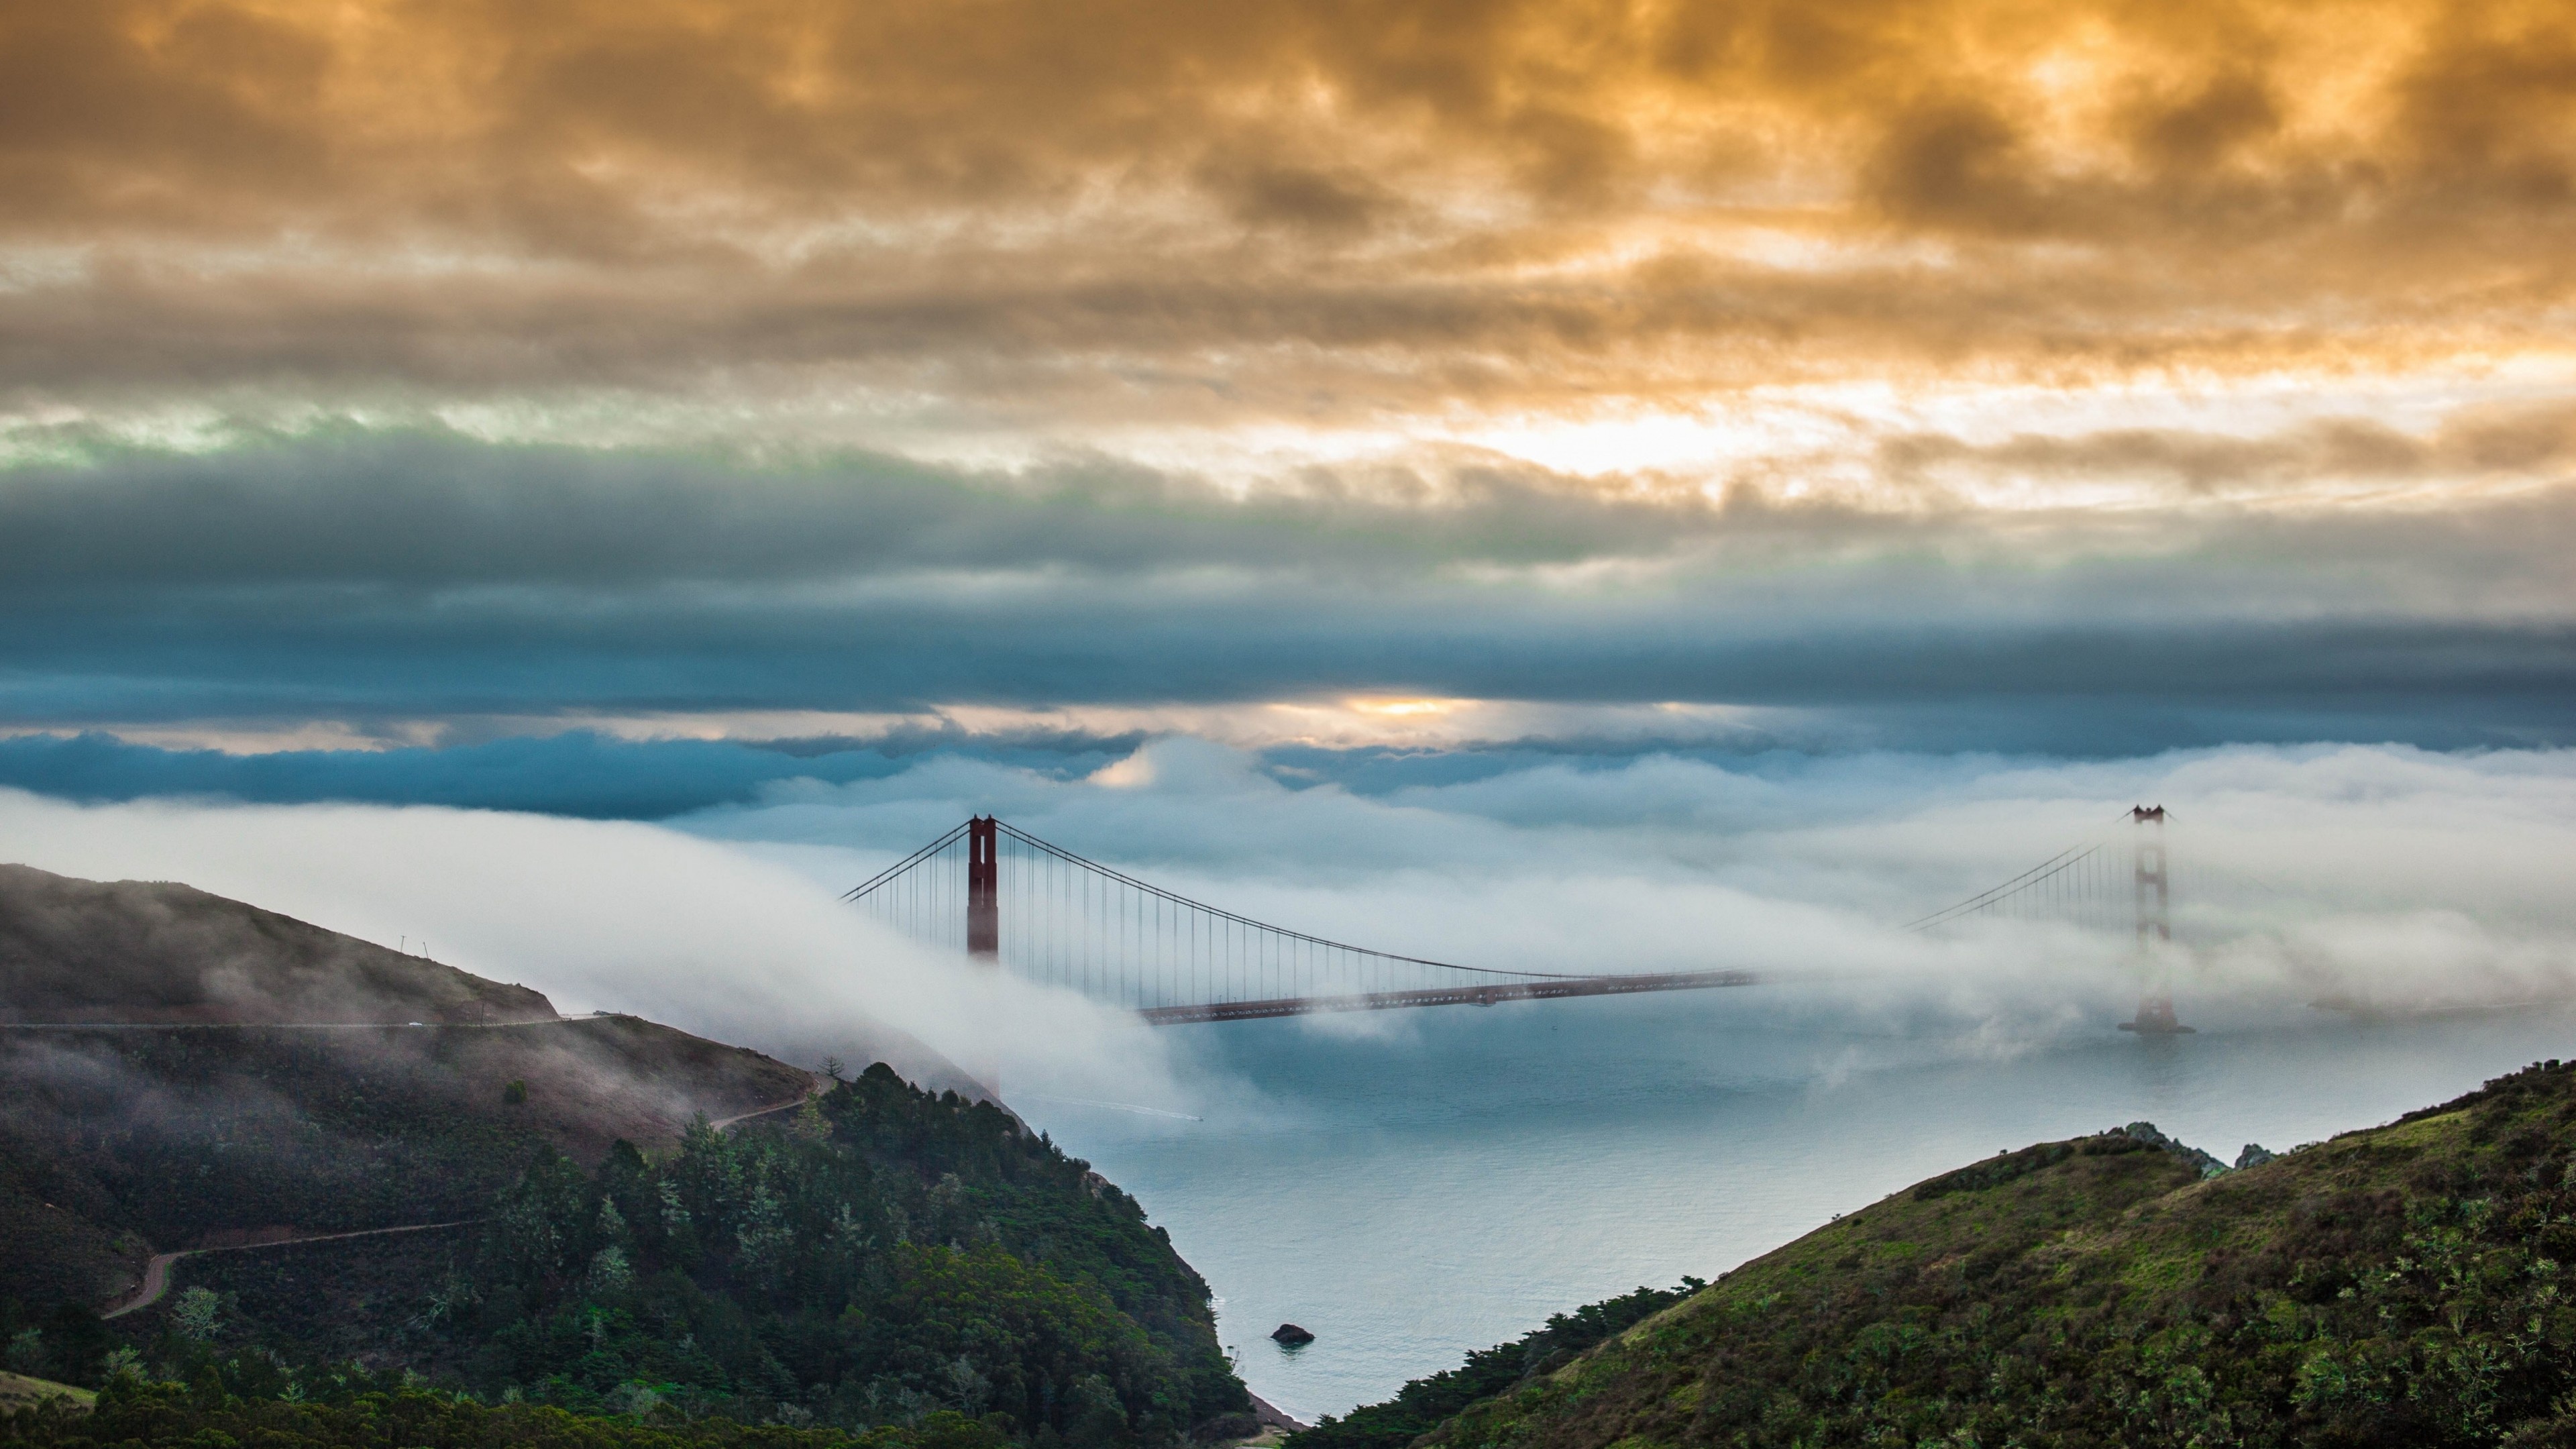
xmin=0 ymin=790 xmax=1185 ymax=1109
xmin=3 ymin=739 xmax=2570 ymax=1112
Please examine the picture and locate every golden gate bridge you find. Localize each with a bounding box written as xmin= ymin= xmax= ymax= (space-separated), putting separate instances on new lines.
xmin=845 ymin=807 xmax=2188 ymax=1030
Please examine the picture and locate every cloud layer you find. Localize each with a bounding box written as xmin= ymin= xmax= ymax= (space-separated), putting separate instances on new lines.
xmin=8 ymin=1 xmax=2573 ymax=386
xmin=1 ymin=428 xmax=2570 ymax=751
xmin=5 ymin=0 xmax=2573 ymax=467
xmin=5 ymin=3 xmax=2572 ymax=751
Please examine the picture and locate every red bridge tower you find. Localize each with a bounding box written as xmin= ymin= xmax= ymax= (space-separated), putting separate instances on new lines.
xmin=967 ymin=816 xmax=999 ymax=961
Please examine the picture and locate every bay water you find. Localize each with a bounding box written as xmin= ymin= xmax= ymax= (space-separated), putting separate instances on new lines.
xmin=1016 ymin=988 xmax=2576 ymax=1425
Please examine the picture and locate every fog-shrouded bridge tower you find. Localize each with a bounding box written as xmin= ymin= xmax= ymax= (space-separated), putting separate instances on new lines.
xmin=2118 ymin=804 xmax=2191 ymax=1034
xmin=1898 ymin=802 xmax=2194 ymax=1034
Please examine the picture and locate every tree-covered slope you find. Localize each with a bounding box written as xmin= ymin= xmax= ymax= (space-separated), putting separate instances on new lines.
xmin=0 ymin=869 xmax=1251 ymax=1447
xmin=0 ymin=861 xmax=822 ymax=1311
xmin=72 ymin=1067 xmax=1244 ymax=1443
xmin=0 ymin=1015 xmax=812 ymax=1308
xmin=1287 ymin=1285 xmax=1704 ymax=1449
xmin=1373 ymin=1059 xmax=2576 ymax=1449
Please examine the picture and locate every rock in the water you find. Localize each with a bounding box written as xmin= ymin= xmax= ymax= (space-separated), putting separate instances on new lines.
xmin=2235 ymin=1142 xmax=2277 ymax=1169
xmin=1271 ymin=1323 xmax=1315 ymax=1346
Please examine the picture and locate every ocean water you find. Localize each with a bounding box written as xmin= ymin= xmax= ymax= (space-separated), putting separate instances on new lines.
xmin=1015 ymin=988 xmax=2576 ymax=1426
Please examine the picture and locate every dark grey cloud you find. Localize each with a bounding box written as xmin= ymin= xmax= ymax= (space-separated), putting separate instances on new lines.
xmin=9 ymin=422 xmax=2575 ymax=594
xmin=0 ymin=428 xmax=1716 ymax=589
xmin=0 ymin=731 xmax=1142 ymax=818
xmin=1 ymin=429 xmax=2572 ymax=751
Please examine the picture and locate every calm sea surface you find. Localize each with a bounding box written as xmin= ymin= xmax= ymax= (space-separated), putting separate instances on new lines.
xmin=1015 ymin=989 xmax=2576 ymax=1426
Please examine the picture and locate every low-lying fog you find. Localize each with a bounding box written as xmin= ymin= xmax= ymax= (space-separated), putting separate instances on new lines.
xmin=3 ymin=739 xmax=2573 ymax=1110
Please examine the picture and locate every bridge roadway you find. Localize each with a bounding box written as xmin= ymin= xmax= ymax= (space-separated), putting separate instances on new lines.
xmin=1136 ymin=967 xmax=1761 ymax=1025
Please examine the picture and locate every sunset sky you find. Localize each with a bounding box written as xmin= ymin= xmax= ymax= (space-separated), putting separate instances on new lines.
xmin=4 ymin=0 xmax=2573 ymax=798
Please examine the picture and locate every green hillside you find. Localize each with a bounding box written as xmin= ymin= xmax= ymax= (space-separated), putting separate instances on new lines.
xmin=95 ymin=1067 xmax=1244 ymax=1440
xmin=1316 ymin=1059 xmax=2576 ymax=1449
xmin=0 ymin=1014 xmax=812 ymax=1309
xmin=0 ymin=868 xmax=1250 ymax=1449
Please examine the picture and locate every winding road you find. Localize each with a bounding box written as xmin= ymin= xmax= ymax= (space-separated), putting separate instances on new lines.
xmin=95 ymin=1067 xmax=817 ymax=1320
xmin=103 ymin=1220 xmax=481 ymax=1319
xmin=100 ymin=1093 xmax=810 ymax=1318
xmin=709 ymin=1089 xmax=820 ymax=1130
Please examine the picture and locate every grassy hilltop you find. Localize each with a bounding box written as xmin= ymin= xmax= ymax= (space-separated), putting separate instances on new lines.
xmin=0 ymin=863 xmax=557 ymax=1027
xmin=1303 ymin=1059 xmax=2576 ymax=1449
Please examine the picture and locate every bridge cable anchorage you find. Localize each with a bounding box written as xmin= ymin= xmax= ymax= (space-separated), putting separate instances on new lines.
xmin=843 ymin=816 xmax=1762 ymax=1022
xmin=1896 ymin=806 xmax=2189 ymax=1033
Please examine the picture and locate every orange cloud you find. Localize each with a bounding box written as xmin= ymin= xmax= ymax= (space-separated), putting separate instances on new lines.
xmin=1 ymin=0 xmax=2572 ymax=492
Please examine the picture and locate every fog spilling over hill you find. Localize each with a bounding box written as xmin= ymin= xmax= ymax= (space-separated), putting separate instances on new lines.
xmin=0 ymin=861 xmax=954 ymax=1305
xmin=0 ymin=863 xmax=555 ymax=1026
xmin=0 ymin=865 xmax=834 ymax=1309
xmin=0 ymin=866 xmax=1252 ymax=1446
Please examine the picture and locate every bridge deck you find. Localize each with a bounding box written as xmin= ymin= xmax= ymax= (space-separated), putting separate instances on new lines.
xmin=1136 ymin=969 xmax=1760 ymax=1025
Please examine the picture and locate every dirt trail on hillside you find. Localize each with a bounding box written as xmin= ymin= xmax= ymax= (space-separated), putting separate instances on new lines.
xmin=99 ymin=1092 xmax=815 ymax=1321
xmin=105 ymin=1252 xmax=184 ymax=1320
xmin=95 ymin=1094 xmax=807 ymax=1322
xmin=104 ymin=1220 xmax=481 ymax=1320
xmin=710 ymin=1089 xmax=818 ymax=1129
